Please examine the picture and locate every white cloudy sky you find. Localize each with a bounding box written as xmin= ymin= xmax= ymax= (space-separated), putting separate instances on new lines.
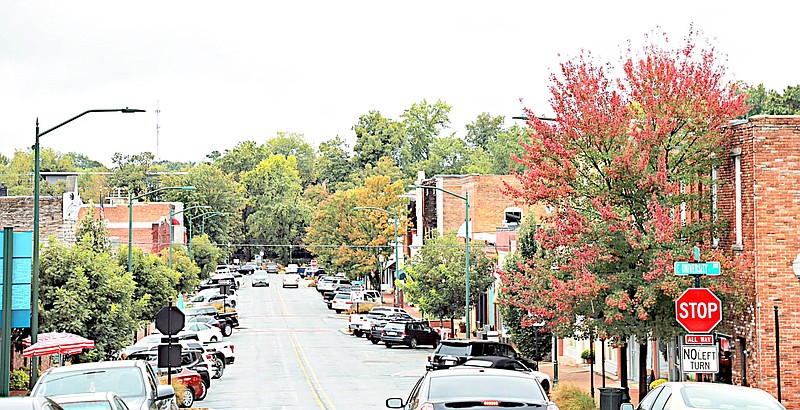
xmin=1 ymin=1 xmax=796 ymax=166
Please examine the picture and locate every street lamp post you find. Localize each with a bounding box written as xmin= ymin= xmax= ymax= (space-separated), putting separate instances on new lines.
xmin=31 ymin=107 xmax=144 ymax=385
xmin=128 ymin=186 xmax=196 ymax=273
xmin=188 ymin=211 xmax=228 ymax=259
xmin=409 ymin=184 xmax=471 ymax=338
xmin=168 ymin=206 xmax=210 ymax=269
xmin=355 ymin=207 xmax=400 ymax=302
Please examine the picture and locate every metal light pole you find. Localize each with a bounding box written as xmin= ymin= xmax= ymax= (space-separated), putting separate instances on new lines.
xmin=168 ymin=206 xmax=210 ymax=269
xmin=128 ymin=186 xmax=196 ymax=273
xmin=354 ymin=206 xmax=400 ymax=297
xmin=32 ymin=107 xmax=144 ymax=385
xmin=409 ymin=184 xmax=471 ymax=338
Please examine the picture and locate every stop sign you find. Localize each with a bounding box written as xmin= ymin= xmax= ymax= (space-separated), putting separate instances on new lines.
xmin=675 ymin=288 xmax=722 ymax=333
xmin=155 ymin=306 xmax=185 ymax=335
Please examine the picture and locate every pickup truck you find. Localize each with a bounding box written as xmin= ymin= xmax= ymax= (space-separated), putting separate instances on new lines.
xmin=183 ymin=306 xmax=239 ymax=337
xmin=349 ymin=306 xmax=410 ymax=337
xmin=198 ymin=340 xmax=235 ymax=379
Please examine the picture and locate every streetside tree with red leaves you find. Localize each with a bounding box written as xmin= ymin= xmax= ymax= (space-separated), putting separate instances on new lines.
xmin=500 ymin=31 xmax=749 ymax=347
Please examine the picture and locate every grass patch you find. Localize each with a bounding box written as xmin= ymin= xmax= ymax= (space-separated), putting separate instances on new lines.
xmin=550 ymin=383 xmax=597 ymax=410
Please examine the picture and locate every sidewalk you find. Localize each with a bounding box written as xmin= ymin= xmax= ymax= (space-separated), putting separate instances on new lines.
xmin=538 ymin=359 xmax=640 ymax=407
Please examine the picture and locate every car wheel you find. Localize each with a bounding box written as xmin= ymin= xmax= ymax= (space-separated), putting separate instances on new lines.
xmin=221 ymin=323 xmax=233 ymax=337
xmin=353 ymin=329 xmax=362 ymax=337
xmin=335 ymin=309 xmax=343 ymax=314
xmin=213 ymin=356 xmax=225 ymax=379
xmin=179 ymin=386 xmax=194 ymax=408
xmin=409 ymin=338 xmax=418 ymax=349
xmin=197 ymin=381 xmax=208 ymax=400
xmin=230 ymin=300 xmax=237 ymax=308
xmin=371 ymin=338 xmax=379 ymax=344
xmin=210 ymin=336 xmax=218 ymax=342
xmin=432 ymin=339 xmax=440 ymax=348
xmin=385 ymin=343 xmax=392 ymax=348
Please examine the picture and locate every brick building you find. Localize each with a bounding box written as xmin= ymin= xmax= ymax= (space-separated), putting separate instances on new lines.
xmin=715 ymin=115 xmax=800 ymax=404
xmin=78 ymin=201 xmax=186 ymax=254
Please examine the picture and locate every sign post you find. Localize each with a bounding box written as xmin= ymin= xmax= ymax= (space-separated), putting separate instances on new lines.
xmin=155 ymin=305 xmax=185 ymax=384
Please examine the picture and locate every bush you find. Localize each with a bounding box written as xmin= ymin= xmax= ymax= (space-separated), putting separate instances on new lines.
xmin=649 ymin=378 xmax=667 ymax=390
xmin=581 ymin=349 xmax=594 ymax=360
xmin=10 ymin=369 xmax=30 ymax=391
xmin=550 ymin=383 xmax=596 ymax=410
xmin=346 ymin=302 xmax=379 ymax=314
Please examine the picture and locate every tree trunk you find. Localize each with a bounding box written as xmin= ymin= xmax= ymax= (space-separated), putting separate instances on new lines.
xmin=639 ymin=341 xmax=649 ymax=402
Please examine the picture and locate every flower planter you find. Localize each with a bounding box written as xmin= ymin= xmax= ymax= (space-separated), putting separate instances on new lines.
xmin=10 ymin=390 xmax=29 ymax=396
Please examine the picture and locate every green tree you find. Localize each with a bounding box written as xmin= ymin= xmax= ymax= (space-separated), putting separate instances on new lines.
xmin=265 ymin=132 xmax=317 ymax=188
xmin=75 ymin=210 xmax=111 ymax=253
xmin=316 ymin=136 xmax=355 ymax=190
xmin=213 ymin=141 xmax=269 ymax=181
xmin=401 ymin=232 xmax=495 ymax=330
xmin=745 ymin=84 xmax=800 ymax=116
xmin=116 ymin=246 xmax=178 ymax=323
xmin=40 ymin=237 xmax=139 ymax=361
xmin=242 ymin=154 xmax=310 ymax=263
xmin=161 ymin=246 xmax=200 ymax=294
xmin=109 ymin=152 xmax=157 ymax=197
xmin=352 ymin=111 xmax=405 ymax=169
xmin=190 ymin=234 xmax=221 ymax=279
xmin=3 ymin=148 xmax=75 ymax=196
xmin=400 ymin=99 xmax=451 ymax=167
xmin=67 ymin=152 xmax=104 ymax=169
xmin=465 ymin=112 xmax=504 ymax=150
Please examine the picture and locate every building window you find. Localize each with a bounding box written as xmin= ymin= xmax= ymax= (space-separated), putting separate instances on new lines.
xmin=734 ymin=155 xmax=742 ymax=246
xmin=504 ymin=207 xmax=523 ymax=226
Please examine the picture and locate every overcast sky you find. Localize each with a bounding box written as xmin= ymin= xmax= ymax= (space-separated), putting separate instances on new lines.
xmin=1 ymin=1 xmax=796 ymax=166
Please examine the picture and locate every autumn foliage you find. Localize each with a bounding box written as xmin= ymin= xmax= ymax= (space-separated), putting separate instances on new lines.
xmin=501 ymin=31 xmax=749 ymax=341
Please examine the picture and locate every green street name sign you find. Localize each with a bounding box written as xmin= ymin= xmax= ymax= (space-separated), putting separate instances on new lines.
xmin=674 ymin=261 xmax=721 ymax=276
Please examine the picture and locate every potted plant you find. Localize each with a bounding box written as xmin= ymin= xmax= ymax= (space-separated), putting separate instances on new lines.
xmin=581 ymin=349 xmax=594 ymax=364
xmin=9 ymin=368 xmax=30 ymax=396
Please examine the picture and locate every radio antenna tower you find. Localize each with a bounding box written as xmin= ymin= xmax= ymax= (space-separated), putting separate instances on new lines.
xmin=155 ymin=100 xmax=161 ymax=160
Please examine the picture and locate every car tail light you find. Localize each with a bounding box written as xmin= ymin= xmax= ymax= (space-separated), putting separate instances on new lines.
xmin=418 ymin=403 xmax=434 ymax=410
xmin=230 ymin=344 xmax=234 ymax=353
xmin=482 ymin=400 xmax=500 ymax=406
xmin=381 ymin=330 xmax=386 ymax=335
xmin=401 ymin=332 xmax=406 ymax=336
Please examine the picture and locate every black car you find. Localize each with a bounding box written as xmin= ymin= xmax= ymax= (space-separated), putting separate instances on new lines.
xmin=367 ymin=312 xmax=415 ymax=343
xmin=381 ymin=320 xmax=441 ymax=349
xmin=426 ymin=340 xmax=520 ymax=371
xmin=385 ymin=367 xmax=554 ymax=410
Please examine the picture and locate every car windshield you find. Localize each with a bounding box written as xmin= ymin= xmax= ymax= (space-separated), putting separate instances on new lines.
xmin=437 ymin=344 xmax=471 ymax=356
xmin=254 ymin=272 xmax=267 ymax=278
xmin=334 ymin=293 xmax=351 ymax=299
xmin=681 ymin=385 xmax=784 ymax=409
xmin=427 ymin=374 xmax=546 ymax=402
xmin=35 ymin=367 xmax=145 ymax=398
xmin=57 ymin=401 xmax=114 ymax=410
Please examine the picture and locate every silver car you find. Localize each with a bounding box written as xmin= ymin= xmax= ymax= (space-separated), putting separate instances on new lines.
xmin=622 ymin=382 xmax=784 ymax=410
xmin=252 ymin=270 xmax=270 ymax=287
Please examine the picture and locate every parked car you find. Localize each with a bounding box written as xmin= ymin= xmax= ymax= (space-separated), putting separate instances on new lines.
xmin=265 ymin=262 xmax=280 ymax=274
xmin=122 ymin=342 xmax=213 ymax=388
xmin=350 ymin=306 xmax=409 ymax=336
xmin=187 ymin=315 xmax=226 ymax=334
xmin=282 ymin=273 xmax=301 ymax=288
xmin=622 ymin=382 xmax=785 ymax=410
xmin=31 ymin=360 xmax=176 ymax=410
xmin=177 ymin=322 xmax=223 ymax=343
xmin=330 ymin=290 xmax=381 ymax=313
xmin=381 ymin=320 xmax=441 ymax=349
xmin=157 ymin=368 xmax=205 ymax=408
xmin=385 ymin=367 xmax=555 ymax=410
xmin=49 ymin=392 xmax=130 ymax=410
xmin=252 ymin=269 xmax=270 ymax=287
xmin=426 ymin=339 xmax=520 ymax=371
xmin=182 ymin=306 xmax=239 ymax=336
xmin=316 ymin=276 xmax=350 ymax=294
xmin=323 ymin=284 xmax=351 ymax=303
xmin=460 ymin=355 xmax=552 ymax=395
xmin=0 ymin=397 xmax=65 ymax=410
xmin=187 ymin=290 xmax=237 ymax=309
xmin=366 ymin=312 xmax=415 ymax=342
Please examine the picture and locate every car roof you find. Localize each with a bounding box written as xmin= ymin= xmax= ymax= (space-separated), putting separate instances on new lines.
xmin=440 ymin=339 xmax=509 ymax=346
xmin=430 ymin=367 xmax=538 ymax=379
xmin=44 ymin=359 xmax=144 ymax=374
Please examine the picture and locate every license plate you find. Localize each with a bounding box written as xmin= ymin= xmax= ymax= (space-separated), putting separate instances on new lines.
xmin=386 ymin=332 xmax=397 ymax=336
xmin=444 ymin=360 xmax=456 ymax=366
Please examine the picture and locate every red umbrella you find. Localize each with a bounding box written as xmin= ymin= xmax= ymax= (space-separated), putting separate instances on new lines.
xmin=22 ymin=332 xmax=95 ymax=357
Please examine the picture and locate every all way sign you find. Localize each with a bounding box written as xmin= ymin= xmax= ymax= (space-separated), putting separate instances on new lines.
xmin=681 ymin=345 xmax=719 ymax=373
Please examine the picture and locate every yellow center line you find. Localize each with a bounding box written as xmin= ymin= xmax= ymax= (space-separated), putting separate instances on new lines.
xmin=277 ymin=287 xmax=336 ymax=410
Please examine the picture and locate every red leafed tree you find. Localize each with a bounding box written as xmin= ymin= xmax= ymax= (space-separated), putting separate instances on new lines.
xmin=501 ymin=31 xmax=749 ymax=344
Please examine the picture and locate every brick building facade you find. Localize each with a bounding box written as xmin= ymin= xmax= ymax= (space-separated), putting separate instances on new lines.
xmin=78 ymin=201 xmax=185 ymax=254
xmin=717 ymin=115 xmax=800 ymax=404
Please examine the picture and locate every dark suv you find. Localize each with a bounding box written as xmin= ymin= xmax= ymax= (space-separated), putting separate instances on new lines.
xmin=381 ymin=320 xmax=441 ymax=349
xmin=426 ymin=339 xmax=519 ymax=370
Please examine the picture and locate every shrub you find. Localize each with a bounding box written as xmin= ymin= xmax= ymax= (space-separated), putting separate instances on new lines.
xmin=346 ymin=302 xmax=379 ymax=314
xmin=10 ymin=369 xmax=30 ymax=391
xmin=550 ymin=383 xmax=596 ymax=410
xmin=581 ymin=349 xmax=594 ymax=360
xmin=649 ymin=378 xmax=668 ymax=390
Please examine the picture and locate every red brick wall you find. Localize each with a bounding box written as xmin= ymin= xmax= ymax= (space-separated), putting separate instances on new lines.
xmin=720 ymin=116 xmax=800 ymax=403
xmin=78 ymin=202 xmax=173 ymax=254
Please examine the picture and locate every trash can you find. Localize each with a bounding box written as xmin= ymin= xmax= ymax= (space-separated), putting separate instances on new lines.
xmin=599 ymin=387 xmax=625 ymax=410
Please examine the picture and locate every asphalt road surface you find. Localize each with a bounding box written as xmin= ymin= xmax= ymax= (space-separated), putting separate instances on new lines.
xmin=200 ymin=274 xmax=431 ymax=410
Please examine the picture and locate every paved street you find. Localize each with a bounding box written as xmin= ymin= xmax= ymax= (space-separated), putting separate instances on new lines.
xmin=200 ymin=274 xmax=431 ymax=409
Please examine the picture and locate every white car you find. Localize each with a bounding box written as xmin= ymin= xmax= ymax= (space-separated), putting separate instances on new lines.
xmin=282 ymin=273 xmax=300 ymax=288
xmin=176 ymin=322 xmax=223 ymax=343
xmin=190 ymin=289 xmax=238 ymax=308
xmin=251 ymin=269 xmax=270 ymax=287
xmin=331 ymin=290 xmax=381 ymax=313
xmin=285 ymin=264 xmax=299 ymax=274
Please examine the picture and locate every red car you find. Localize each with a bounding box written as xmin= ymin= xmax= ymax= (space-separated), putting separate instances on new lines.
xmin=158 ymin=367 xmax=205 ymax=408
